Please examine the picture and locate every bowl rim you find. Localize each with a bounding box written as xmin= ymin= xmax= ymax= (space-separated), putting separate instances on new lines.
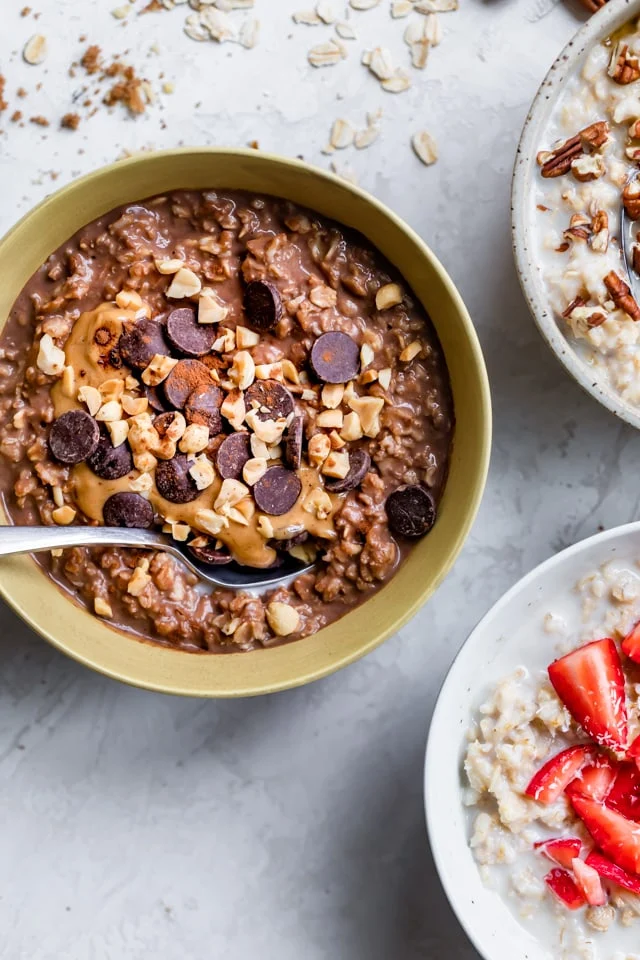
xmin=511 ymin=0 xmax=640 ymax=431
xmin=423 ymin=519 xmax=640 ymax=959
xmin=0 ymin=146 xmax=491 ymax=696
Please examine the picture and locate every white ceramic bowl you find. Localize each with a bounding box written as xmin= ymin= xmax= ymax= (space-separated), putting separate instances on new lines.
xmin=424 ymin=521 xmax=640 ymax=960
xmin=512 ymin=0 xmax=640 ymax=430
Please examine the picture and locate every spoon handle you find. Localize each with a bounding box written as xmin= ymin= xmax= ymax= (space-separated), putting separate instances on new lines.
xmin=0 ymin=524 xmax=161 ymax=556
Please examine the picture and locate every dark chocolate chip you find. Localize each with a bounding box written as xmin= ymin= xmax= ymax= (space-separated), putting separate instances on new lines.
xmin=277 ymin=531 xmax=308 ymax=552
xmin=118 ymin=319 xmax=169 ymax=371
xmin=155 ymin=454 xmax=201 ymax=504
xmin=48 ymin=410 xmax=100 ymax=465
xmin=385 ymin=484 xmax=436 ymax=538
xmin=185 ymin=382 xmax=223 ymax=436
xmin=144 ymin=383 xmax=170 ymax=413
xmin=309 ymin=331 xmax=360 ymax=384
xmin=284 ymin=415 xmax=303 ymax=470
xmin=87 ymin=425 xmax=134 ymax=480
xmin=215 ymin=432 xmax=251 ymax=480
xmin=188 ymin=543 xmax=233 ymax=566
xmin=324 ymin=448 xmax=371 ymax=493
xmin=163 ymin=359 xmax=211 ymax=409
xmin=244 ymin=379 xmax=294 ymax=422
xmin=166 ymin=307 xmax=216 ymax=358
xmin=103 ymin=491 xmax=154 ymax=528
xmin=243 ymin=280 xmax=282 ymax=331
xmin=253 ymin=466 xmax=302 ymax=516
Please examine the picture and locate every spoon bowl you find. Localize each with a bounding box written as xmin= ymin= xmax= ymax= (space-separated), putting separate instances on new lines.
xmin=0 ymin=524 xmax=314 ymax=591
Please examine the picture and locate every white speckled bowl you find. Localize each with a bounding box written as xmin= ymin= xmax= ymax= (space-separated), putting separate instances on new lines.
xmin=512 ymin=0 xmax=640 ymax=430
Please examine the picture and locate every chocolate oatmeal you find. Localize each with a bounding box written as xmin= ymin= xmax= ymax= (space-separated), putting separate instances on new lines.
xmin=0 ymin=190 xmax=453 ymax=652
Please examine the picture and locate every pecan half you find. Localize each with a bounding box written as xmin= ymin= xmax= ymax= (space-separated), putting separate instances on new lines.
xmin=571 ymin=154 xmax=605 ymax=182
xmin=562 ymin=298 xmax=607 ymax=328
xmin=626 ymin=145 xmax=640 ymax=161
xmin=629 ymin=118 xmax=640 ymax=139
xmin=623 ymin=179 xmax=640 ymax=220
xmin=563 ymin=213 xmax=591 ymax=244
xmin=604 ymin=270 xmax=640 ymax=320
xmin=633 ymin=243 xmax=640 ymax=276
xmin=608 ymin=42 xmax=640 ymax=85
xmin=562 ymin=296 xmax=586 ymax=319
xmin=537 ymin=122 xmax=609 ymax=178
xmin=590 ymin=210 xmax=609 ymax=253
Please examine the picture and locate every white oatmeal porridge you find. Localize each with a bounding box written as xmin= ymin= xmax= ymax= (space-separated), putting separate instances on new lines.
xmin=464 ymin=557 xmax=640 ymax=960
xmin=534 ymin=19 xmax=640 ymax=408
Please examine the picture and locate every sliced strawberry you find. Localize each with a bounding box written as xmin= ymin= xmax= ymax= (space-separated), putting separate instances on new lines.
xmin=622 ymin=620 xmax=640 ymax=664
xmin=534 ymin=837 xmax=582 ymax=869
xmin=628 ymin=733 xmax=640 ymax=771
xmin=525 ymin=745 xmax=598 ymax=804
xmin=606 ymin=763 xmax=640 ymax=821
xmin=548 ymin=638 xmax=628 ymax=752
xmin=585 ymin=850 xmax=640 ymax=895
xmin=571 ymin=793 xmax=640 ymax=875
xmin=544 ymin=868 xmax=586 ymax=909
xmin=566 ymin=754 xmax=619 ymax=802
xmin=572 ymin=857 xmax=607 ymax=906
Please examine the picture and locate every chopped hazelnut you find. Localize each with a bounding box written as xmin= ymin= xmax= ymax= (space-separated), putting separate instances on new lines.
xmin=94 ymin=597 xmax=113 ymax=618
xmin=255 ymin=361 xmax=284 ymax=381
xmin=215 ymin=478 xmax=249 ymax=511
xmin=242 ymin=457 xmax=268 ymax=486
xmin=169 ymin=523 xmax=191 ymax=542
xmin=329 ymin=430 xmax=345 ymax=449
xmin=245 ymin=410 xmax=286 ymax=444
xmin=130 ymin=472 xmax=153 ymax=493
xmin=158 ymin=411 xmax=186 ymax=442
xmin=229 ymin=350 xmax=256 ymax=390
xmin=308 ymin=433 xmax=331 ymax=465
xmin=375 ymin=282 xmax=403 ymax=310
xmin=107 ymin=419 xmax=129 ymax=447
xmin=266 ymin=601 xmax=300 ymax=637
xmin=61 ymin=365 xmax=76 ymax=398
xmin=154 ymin=258 xmax=184 ymax=275
xmin=188 ymin=454 xmax=215 ymax=490
xmin=360 ymin=369 xmax=378 ymax=385
xmin=141 ymin=354 xmax=179 ymax=386
xmin=195 ymin=509 xmax=228 ymax=536
xmin=309 ymin=284 xmax=337 ymax=308
xmin=115 ymin=289 xmax=144 ymax=311
xmin=250 ymin=435 xmax=270 ymax=459
xmin=52 ymin=504 xmax=76 ymax=525
xmin=99 ymin=378 xmax=125 ymax=402
xmin=348 ymin=395 xmax=384 ymax=437
xmin=234 ymin=497 xmax=255 ymax=523
xmin=400 ymin=340 xmax=422 ymax=362
xmin=37 ymin=334 xmax=66 ymax=376
xmin=167 ymin=267 xmax=202 ymax=299
xmin=340 ymin=411 xmax=363 ymax=441
xmin=281 ymin=359 xmax=300 ymax=384
xmin=322 ymin=450 xmax=350 ymax=478
xmin=127 ymin=565 xmax=151 ymax=597
xmin=179 ymin=423 xmax=209 ymax=454
xmin=303 ymin=487 xmax=332 ymax=520
xmin=95 ymin=400 xmax=123 ymax=422
xmin=235 ymin=325 xmax=260 ymax=348
xmin=221 ymin=390 xmax=245 ymax=431
xmin=321 ymin=383 xmax=344 ymax=409
xmin=122 ymin=394 xmax=148 ymax=416
xmin=316 ymin=409 xmax=343 ymax=428
xmin=52 ymin=485 xmax=64 ymax=508
xmin=133 ymin=451 xmax=158 ymax=473
xmin=78 ymin=384 xmax=102 ymax=416
xmin=360 ymin=343 xmax=375 ymax=369
xmin=378 ymin=368 xmax=392 ymax=390
xmin=198 ymin=288 xmax=229 ymax=324
xmin=256 ymin=515 xmax=274 ymax=539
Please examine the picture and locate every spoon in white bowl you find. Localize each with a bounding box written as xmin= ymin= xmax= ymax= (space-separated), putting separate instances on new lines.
xmin=620 ymin=174 xmax=640 ymax=301
xmin=0 ymin=525 xmax=314 ymax=590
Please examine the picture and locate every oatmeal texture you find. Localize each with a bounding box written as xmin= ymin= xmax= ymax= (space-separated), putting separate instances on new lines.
xmin=0 ymin=190 xmax=453 ymax=652
xmin=465 ymin=559 xmax=640 ymax=957
xmin=535 ymin=19 xmax=640 ymax=408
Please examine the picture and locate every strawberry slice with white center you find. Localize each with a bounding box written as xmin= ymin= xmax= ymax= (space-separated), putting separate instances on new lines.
xmin=534 ymin=837 xmax=582 ymax=869
xmin=566 ymin=753 xmax=619 ymax=802
xmin=544 ymin=868 xmax=586 ymax=910
xmin=622 ymin=620 xmax=640 ymax=664
xmin=548 ymin=638 xmax=628 ymax=752
xmin=525 ymin=745 xmax=598 ymax=805
xmin=628 ymin=733 xmax=640 ymax=772
xmin=605 ymin=762 xmax=640 ymax=821
xmin=571 ymin=857 xmax=607 ymax=906
xmin=571 ymin=793 xmax=640 ymax=875
xmin=585 ymin=850 xmax=640 ymax=895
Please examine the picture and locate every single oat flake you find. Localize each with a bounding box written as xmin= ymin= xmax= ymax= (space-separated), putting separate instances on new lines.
xmin=349 ymin=0 xmax=380 ymax=8
xmin=412 ymin=130 xmax=438 ymax=165
xmin=23 ymin=34 xmax=47 ymax=65
xmin=308 ymin=38 xmax=347 ymax=66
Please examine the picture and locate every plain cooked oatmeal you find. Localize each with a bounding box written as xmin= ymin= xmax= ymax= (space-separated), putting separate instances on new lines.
xmin=534 ymin=18 xmax=640 ymax=409
xmin=0 ymin=189 xmax=453 ymax=653
xmin=465 ymin=558 xmax=640 ymax=960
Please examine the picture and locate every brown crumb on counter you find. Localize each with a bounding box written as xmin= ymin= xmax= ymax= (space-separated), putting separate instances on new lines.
xmin=0 ymin=76 xmax=6 ymax=112
xmin=30 ymin=115 xmax=49 ymax=127
xmin=11 ymin=110 xmax=22 ymax=123
xmin=60 ymin=112 xmax=80 ymax=130
xmin=17 ymin=87 xmax=27 ymax=98
xmin=81 ymin=45 xmax=102 ymax=75
xmin=21 ymin=5 xmax=32 ymax=15
xmin=140 ymin=0 xmax=164 ymax=11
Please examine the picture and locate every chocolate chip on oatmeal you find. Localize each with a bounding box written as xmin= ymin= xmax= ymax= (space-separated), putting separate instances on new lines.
xmin=216 ymin=432 xmax=251 ymax=480
xmin=243 ymin=280 xmax=282 ymax=331
xmin=244 ymin=379 xmax=294 ymax=422
xmin=325 ymin=448 xmax=371 ymax=492
xmin=166 ymin=306 xmax=217 ymax=357
xmin=155 ymin=453 xmax=201 ymax=504
xmin=310 ymin=331 xmax=360 ymax=383
xmin=185 ymin=382 xmax=223 ymax=436
xmin=277 ymin=530 xmax=308 ymax=552
xmin=118 ymin=319 xmax=169 ymax=370
xmin=87 ymin=425 xmax=134 ymax=480
xmin=385 ymin=484 xmax=436 ymax=538
xmin=253 ymin=466 xmax=302 ymax=516
xmin=48 ymin=409 xmax=100 ymax=464
xmin=144 ymin=383 xmax=170 ymax=413
xmin=188 ymin=542 xmax=233 ymax=565
xmin=103 ymin=491 xmax=154 ymax=528
xmin=163 ymin=359 xmax=211 ymax=409
xmin=284 ymin=415 xmax=304 ymax=470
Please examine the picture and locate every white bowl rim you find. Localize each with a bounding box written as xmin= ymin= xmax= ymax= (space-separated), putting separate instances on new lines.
xmin=511 ymin=0 xmax=640 ymax=431
xmin=423 ymin=519 xmax=640 ymax=959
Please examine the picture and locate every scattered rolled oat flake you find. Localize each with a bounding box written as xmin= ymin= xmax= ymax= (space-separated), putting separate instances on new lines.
xmin=382 ymin=69 xmax=411 ymax=92
xmin=391 ymin=0 xmax=412 ymax=15
xmin=184 ymin=12 xmax=210 ymax=40
xmin=415 ymin=0 xmax=457 ymax=10
xmin=308 ymin=37 xmax=347 ymax=66
xmin=335 ymin=21 xmax=357 ymax=39
xmin=349 ymin=0 xmax=380 ymax=8
xmin=293 ymin=8 xmax=322 ymax=23
xmin=316 ymin=0 xmax=337 ymax=22
xmin=112 ymin=4 xmax=131 ymax=18
xmin=330 ymin=117 xmax=354 ymax=149
xmin=238 ymin=18 xmax=260 ymax=48
xmin=23 ymin=34 xmax=47 ymax=65
xmin=367 ymin=46 xmax=395 ymax=80
xmin=412 ymin=129 xmax=438 ymax=165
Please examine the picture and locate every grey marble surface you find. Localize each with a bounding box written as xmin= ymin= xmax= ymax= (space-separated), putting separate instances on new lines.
xmin=0 ymin=0 xmax=635 ymax=956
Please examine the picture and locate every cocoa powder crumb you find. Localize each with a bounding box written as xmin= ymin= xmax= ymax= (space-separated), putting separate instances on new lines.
xmin=20 ymin=5 xmax=31 ymax=15
xmin=81 ymin=45 xmax=102 ymax=75
xmin=140 ymin=0 xmax=164 ymax=12
xmin=0 ymin=75 xmax=6 ymax=113
xmin=11 ymin=110 xmax=22 ymax=123
xmin=30 ymin=115 xmax=49 ymax=127
xmin=17 ymin=87 xmax=27 ymax=98
xmin=61 ymin=112 xmax=80 ymax=130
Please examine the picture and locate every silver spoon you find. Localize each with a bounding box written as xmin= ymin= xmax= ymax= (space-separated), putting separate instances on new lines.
xmin=620 ymin=176 xmax=640 ymax=300
xmin=0 ymin=525 xmax=314 ymax=591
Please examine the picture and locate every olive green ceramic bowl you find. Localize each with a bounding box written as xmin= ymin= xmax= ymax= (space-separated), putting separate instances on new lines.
xmin=0 ymin=148 xmax=491 ymax=697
